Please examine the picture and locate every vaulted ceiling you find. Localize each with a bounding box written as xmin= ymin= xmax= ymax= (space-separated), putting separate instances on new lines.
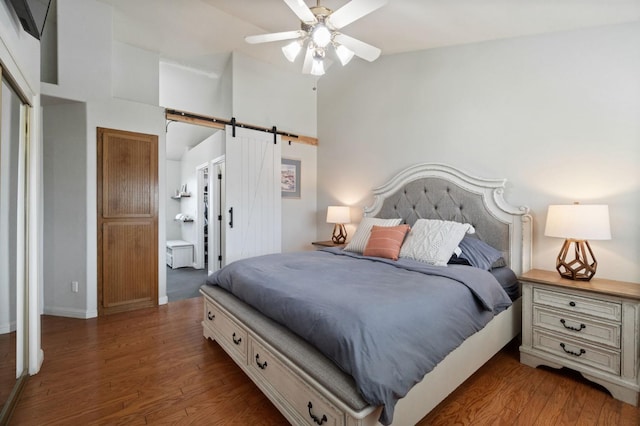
xmin=96 ymin=0 xmax=640 ymax=160
xmin=100 ymin=0 xmax=640 ymax=76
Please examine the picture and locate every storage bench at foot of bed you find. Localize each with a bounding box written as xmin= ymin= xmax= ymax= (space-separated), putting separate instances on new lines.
xmin=202 ymin=293 xmax=380 ymax=426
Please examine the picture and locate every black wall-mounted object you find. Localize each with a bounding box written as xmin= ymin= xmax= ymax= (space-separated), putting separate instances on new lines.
xmin=9 ymin=0 xmax=52 ymax=40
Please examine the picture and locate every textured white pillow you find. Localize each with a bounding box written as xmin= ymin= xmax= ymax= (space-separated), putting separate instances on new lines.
xmin=344 ymin=217 xmax=403 ymax=254
xmin=399 ymin=219 xmax=475 ymax=266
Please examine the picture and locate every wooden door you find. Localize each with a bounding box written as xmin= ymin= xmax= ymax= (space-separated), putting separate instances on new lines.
xmin=97 ymin=127 xmax=158 ymax=315
xmin=224 ymin=126 xmax=281 ymax=265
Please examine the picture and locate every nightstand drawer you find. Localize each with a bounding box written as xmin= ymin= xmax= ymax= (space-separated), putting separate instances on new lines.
xmin=533 ymin=306 xmax=621 ymax=349
xmin=532 ymin=329 xmax=620 ymax=375
xmin=533 ymin=288 xmax=621 ymax=322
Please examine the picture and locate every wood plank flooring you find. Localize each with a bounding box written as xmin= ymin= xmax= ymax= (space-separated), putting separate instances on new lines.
xmin=8 ymin=297 xmax=640 ymax=425
xmin=0 ymin=331 xmax=16 ymax=406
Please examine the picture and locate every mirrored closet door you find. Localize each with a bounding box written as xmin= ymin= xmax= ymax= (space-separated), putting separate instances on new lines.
xmin=0 ymin=66 xmax=29 ymax=422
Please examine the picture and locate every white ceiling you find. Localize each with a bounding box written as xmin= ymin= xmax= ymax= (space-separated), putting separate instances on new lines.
xmin=97 ymin=0 xmax=640 ymax=160
xmin=100 ymin=0 xmax=640 ymax=75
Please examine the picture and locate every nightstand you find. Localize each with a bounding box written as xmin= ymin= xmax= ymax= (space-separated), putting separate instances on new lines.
xmin=519 ymin=269 xmax=640 ymax=406
xmin=311 ymin=240 xmax=345 ymax=249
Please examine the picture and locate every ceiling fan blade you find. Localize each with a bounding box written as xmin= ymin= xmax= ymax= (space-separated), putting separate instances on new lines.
xmin=328 ymin=0 xmax=388 ymax=29
xmin=245 ymin=30 xmax=303 ymax=44
xmin=302 ymin=47 xmax=313 ymax=74
xmin=333 ymin=34 xmax=381 ymax=62
xmin=284 ymin=0 xmax=317 ymax=24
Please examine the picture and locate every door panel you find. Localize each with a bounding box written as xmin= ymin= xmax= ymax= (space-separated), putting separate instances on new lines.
xmin=98 ymin=128 xmax=158 ymax=315
xmin=102 ymin=222 xmax=156 ymax=308
xmin=224 ymin=126 xmax=281 ymax=265
xmin=102 ymin=133 xmax=155 ymax=218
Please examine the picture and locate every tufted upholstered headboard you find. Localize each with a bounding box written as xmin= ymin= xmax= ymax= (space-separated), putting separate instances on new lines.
xmin=364 ymin=163 xmax=532 ymax=275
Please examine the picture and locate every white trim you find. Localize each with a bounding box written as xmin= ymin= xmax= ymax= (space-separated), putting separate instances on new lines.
xmin=195 ymin=161 xmax=208 ymax=269
xmin=43 ymin=306 xmax=98 ymax=319
xmin=0 ymin=34 xmax=35 ymax=103
xmin=15 ymin=102 xmax=27 ymax=377
xmin=210 ymin=155 xmax=225 ymax=274
xmin=0 ymin=320 xmax=16 ymax=334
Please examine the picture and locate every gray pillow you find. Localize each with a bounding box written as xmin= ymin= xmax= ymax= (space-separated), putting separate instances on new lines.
xmin=458 ymin=236 xmax=504 ymax=270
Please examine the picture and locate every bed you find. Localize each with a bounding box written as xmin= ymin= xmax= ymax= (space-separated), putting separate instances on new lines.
xmin=200 ymin=163 xmax=532 ymax=425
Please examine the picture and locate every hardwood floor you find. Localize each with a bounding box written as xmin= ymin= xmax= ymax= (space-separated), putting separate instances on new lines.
xmin=0 ymin=331 xmax=16 ymax=405
xmin=9 ymin=297 xmax=640 ymax=425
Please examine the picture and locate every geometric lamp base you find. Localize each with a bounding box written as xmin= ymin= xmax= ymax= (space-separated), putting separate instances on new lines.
xmin=331 ymin=224 xmax=347 ymax=244
xmin=556 ymin=238 xmax=598 ymax=281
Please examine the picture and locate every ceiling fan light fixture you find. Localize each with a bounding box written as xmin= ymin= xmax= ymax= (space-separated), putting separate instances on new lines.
xmin=246 ymin=0 xmax=388 ymax=76
xmin=311 ymin=23 xmax=332 ymax=48
xmin=282 ymin=40 xmax=303 ymax=62
xmin=335 ymin=43 xmax=355 ymax=66
xmin=310 ymin=58 xmax=325 ymax=76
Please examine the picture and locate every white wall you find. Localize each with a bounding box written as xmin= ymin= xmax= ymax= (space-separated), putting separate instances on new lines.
xmin=0 ymin=0 xmax=40 ymax=93
xmin=112 ymin=41 xmax=159 ymax=105
xmin=232 ymin=52 xmax=317 ymax=138
xmin=41 ymin=0 xmax=111 ymax=102
xmin=166 ymin=159 xmax=182 ymax=240
xmin=318 ymin=22 xmax=640 ymax=282
xmin=159 ymin=57 xmax=232 ymax=118
xmin=282 ymin=141 xmax=317 ymax=252
xmin=42 ymin=102 xmax=87 ymax=318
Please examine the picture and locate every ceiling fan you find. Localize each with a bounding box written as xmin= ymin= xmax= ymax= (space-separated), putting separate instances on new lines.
xmin=245 ymin=0 xmax=388 ymax=76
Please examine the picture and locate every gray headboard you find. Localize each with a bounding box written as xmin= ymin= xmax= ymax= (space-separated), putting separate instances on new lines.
xmin=364 ymin=163 xmax=532 ymax=275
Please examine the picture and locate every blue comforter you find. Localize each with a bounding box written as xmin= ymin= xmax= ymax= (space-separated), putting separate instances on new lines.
xmin=206 ymin=248 xmax=512 ymax=425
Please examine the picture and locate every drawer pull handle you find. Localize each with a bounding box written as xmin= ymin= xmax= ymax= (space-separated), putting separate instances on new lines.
xmin=207 ymin=311 xmax=215 ymax=321
xmin=232 ymin=332 xmax=242 ymax=345
xmin=560 ymin=319 xmax=585 ymax=332
xmin=307 ymin=402 xmax=327 ymax=425
xmin=569 ymin=301 xmax=576 ymax=307
xmin=255 ymin=354 xmax=268 ymax=370
xmin=560 ymin=343 xmax=585 ymax=357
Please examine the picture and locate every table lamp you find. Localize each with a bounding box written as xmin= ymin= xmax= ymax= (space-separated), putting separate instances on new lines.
xmin=326 ymin=206 xmax=351 ymax=244
xmin=544 ymin=203 xmax=611 ymax=281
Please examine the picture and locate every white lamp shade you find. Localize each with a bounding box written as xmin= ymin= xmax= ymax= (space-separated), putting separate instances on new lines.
xmin=310 ymin=58 xmax=325 ymax=76
xmin=282 ymin=40 xmax=302 ymax=62
xmin=335 ymin=44 xmax=355 ymax=66
xmin=326 ymin=206 xmax=351 ymax=224
xmin=544 ymin=204 xmax=611 ymax=240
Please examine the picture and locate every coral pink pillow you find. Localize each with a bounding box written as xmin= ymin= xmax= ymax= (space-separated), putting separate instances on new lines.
xmin=363 ymin=225 xmax=410 ymax=260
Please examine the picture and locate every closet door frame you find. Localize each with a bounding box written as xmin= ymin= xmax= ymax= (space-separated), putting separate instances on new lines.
xmin=0 ymin=59 xmax=34 ymax=424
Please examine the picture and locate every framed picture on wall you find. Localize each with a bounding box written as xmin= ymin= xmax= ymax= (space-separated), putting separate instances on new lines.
xmin=281 ymin=158 xmax=301 ymax=199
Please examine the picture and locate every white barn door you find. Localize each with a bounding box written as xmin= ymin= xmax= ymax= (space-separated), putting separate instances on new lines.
xmin=224 ymin=125 xmax=281 ymax=265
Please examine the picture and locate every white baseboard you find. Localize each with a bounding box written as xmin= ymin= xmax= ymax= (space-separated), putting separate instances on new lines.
xmin=43 ymin=306 xmax=97 ymax=319
xmin=30 ymin=349 xmax=44 ymax=375
xmin=159 ymin=296 xmax=168 ymax=305
xmin=0 ymin=321 xmax=16 ymax=334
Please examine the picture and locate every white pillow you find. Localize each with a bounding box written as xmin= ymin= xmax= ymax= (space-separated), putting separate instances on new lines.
xmin=344 ymin=217 xmax=403 ymax=254
xmin=399 ymin=219 xmax=475 ymax=266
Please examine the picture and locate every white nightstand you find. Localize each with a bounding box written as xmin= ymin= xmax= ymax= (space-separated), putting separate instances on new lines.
xmin=519 ymin=269 xmax=640 ymax=406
